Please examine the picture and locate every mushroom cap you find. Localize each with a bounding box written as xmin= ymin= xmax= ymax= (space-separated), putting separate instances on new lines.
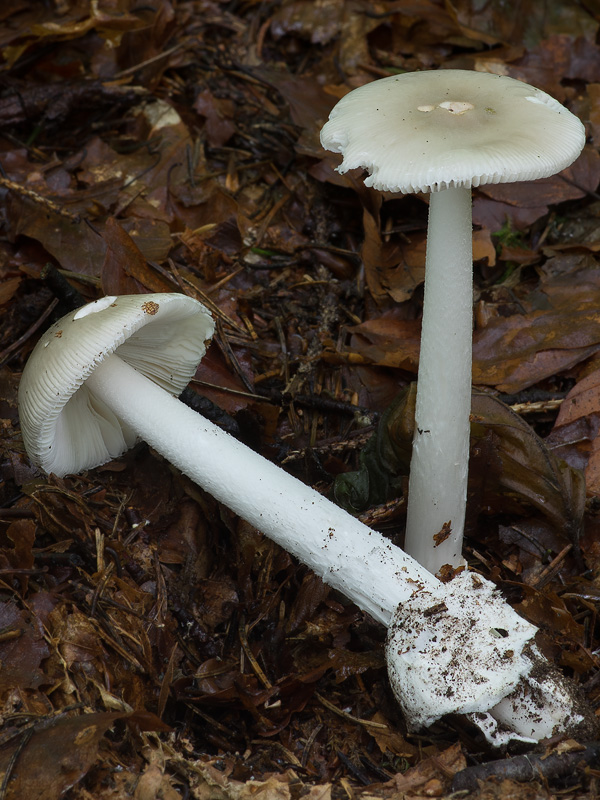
xmin=320 ymin=70 xmax=586 ymax=193
xmin=18 ymin=293 xmax=214 ymax=476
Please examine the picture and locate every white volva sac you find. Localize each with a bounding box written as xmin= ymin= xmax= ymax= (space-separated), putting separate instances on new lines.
xmin=18 ymin=293 xmax=591 ymax=745
xmin=320 ymin=70 xmax=586 ymax=575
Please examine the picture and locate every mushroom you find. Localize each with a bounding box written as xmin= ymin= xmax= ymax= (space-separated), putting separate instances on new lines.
xmin=17 ymin=293 xmax=438 ymax=622
xmin=18 ymin=292 xmax=590 ymax=744
xmin=320 ymin=70 xmax=586 ymax=575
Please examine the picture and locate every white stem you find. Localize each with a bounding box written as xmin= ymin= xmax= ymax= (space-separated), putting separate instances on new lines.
xmin=86 ymin=354 xmax=436 ymax=626
xmin=83 ymin=353 xmax=583 ymax=745
xmin=404 ymin=187 xmax=473 ymax=574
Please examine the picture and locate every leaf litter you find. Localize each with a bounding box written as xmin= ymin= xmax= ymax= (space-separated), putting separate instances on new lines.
xmin=1 ymin=0 xmax=600 ymax=798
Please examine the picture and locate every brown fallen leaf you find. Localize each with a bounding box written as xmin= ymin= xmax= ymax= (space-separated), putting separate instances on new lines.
xmin=516 ymin=584 xmax=587 ymax=664
xmin=472 ymin=308 xmax=600 ymax=393
xmin=342 ymin=307 xmax=600 ymax=394
xmin=550 ymin=367 xmax=600 ymax=494
xmin=194 ymin=89 xmax=236 ymax=148
xmin=470 ymin=391 xmax=585 ymax=545
xmin=346 ymin=316 xmax=421 ymax=372
xmin=185 ymin=759 xmax=294 ymax=800
xmin=474 ymin=146 xmax=600 ymax=231
xmin=358 ymin=742 xmax=465 ymax=798
xmin=102 ymin=216 xmax=173 ymax=295
xmin=134 ymin=763 xmax=182 ymax=800
xmin=0 ymin=601 xmax=48 ymax=693
xmin=358 ymin=208 xmax=489 ymax=305
xmin=473 ymin=227 xmax=496 ymax=266
xmin=588 ymin=83 xmax=600 ymax=146
xmin=368 ymin=711 xmax=419 ymax=759
xmin=0 ymin=276 xmax=21 ymax=306
xmin=509 ymin=34 xmax=600 ymax=99
xmin=361 ymin=201 xmax=387 ymax=304
xmin=0 ymin=712 xmax=126 ymax=800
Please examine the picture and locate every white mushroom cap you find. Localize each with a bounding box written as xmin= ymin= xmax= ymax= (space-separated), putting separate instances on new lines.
xmin=320 ymin=70 xmax=586 ymax=193
xmin=18 ymin=293 xmax=214 ymax=476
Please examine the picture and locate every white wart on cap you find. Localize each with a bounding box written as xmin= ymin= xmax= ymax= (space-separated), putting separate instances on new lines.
xmin=18 ymin=293 xmax=214 ymax=476
xmin=320 ymin=70 xmax=586 ymax=193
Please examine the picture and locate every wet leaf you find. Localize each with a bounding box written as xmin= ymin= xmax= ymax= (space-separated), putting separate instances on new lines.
xmin=549 ymin=367 xmax=600 ymax=495
xmin=372 ymin=742 xmax=465 ymax=796
xmin=470 ymin=391 xmax=585 ymax=545
xmin=0 ymin=601 xmax=49 ymax=693
xmin=0 ymin=276 xmax=21 ymax=306
xmin=101 ymin=216 xmax=172 ymax=294
xmin=361 ymin=203 xmax=387 ymax=303
xmin=326 ymin=647 xmax=384 ymax=682
xmin=515 ymin=586 xmax=591 ymax=671
xmin=194 ymin=89 xmax=236 ymax=147
xmin=0 ymin=712 xmax=128 ymax=800
xmin=453 ymin=0 xmax=598 ymax=61
xmin=473 ymin=147 xmax=600 ymax=232
xmin=368 ymin=711 xmax=419 ymax=758
xmin=472 ymin=308 xmax=600 ymax=393
xmin=8 ymin=196 xmax=105 ymax=276
xmin=346 ymin=316 xmax=421 ymax=371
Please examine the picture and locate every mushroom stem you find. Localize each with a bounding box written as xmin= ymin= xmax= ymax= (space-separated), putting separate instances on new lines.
xmin=82 ymin=352 xmax=586 ymax=744
xmin=404 ymin=186 xmax=473 ymax=574
xmin=85 ymin=354 xmax=434 ymax=626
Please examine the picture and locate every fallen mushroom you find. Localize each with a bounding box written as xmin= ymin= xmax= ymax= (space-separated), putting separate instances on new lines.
xmin=18 ymin=293 xmax=591 ymax=745
xmin=320 ymin=70 xmax=586 ymax=575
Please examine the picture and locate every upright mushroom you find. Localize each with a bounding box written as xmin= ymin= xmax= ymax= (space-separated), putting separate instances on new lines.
xmin=320 ymin=70 xmax=585 ymax=575
xmin=18 ymin=292 xmax=591 ymax=744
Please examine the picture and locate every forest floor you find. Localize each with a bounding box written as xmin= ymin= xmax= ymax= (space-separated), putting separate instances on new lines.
xmin=2 ymin=1 xmax=600 ymax=798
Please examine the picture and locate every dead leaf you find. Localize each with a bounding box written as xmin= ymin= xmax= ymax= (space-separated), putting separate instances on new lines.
xmin=472 ymin=308 xmax=600 ymax=393
xmin=550 ymin=368 xmax=600 ymax=494
xmin=187 ymin=762 xmax=293 ymax=800
xmin=368 ymin=711 xmax=419 ymax=759
xmin=0 ymin=601 xmax=48 ymax=693
xmin=366 ymin=742 xmax=465 ymax=797
xmin=194 ymin=89 xmax=236 ymax=147
xmin=474 ymin=147 xmax=600 ymax=232
xmin=102 ymin=216 xmax=172 ymax=294
xmin=473 ymin=227 xmax=496 ymax=266
xmin=347 ymin=316 xmax=421 ymax=371
xmin=588 ymin=83 xmax=600 ymax=146
xmin=361 ymin=203 xmax=386 ymax=303
xmin=470 ymin=391 xmax=585 ymax=545
xmin=0 ymin=276 xmax=21 ymax=306
xmin=134 ymin=763 xmax=182 ymax=800
xmin=452 ymin=1 xmax=599 ymax=53
xmin=0 ymin=712 xmax=127 ymax=800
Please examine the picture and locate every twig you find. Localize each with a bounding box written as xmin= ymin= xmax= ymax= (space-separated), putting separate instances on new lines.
xmin=315 ymin=693 xmax=388 ymax=731
xmin=452 ymin=742 xmax=600 ymax=792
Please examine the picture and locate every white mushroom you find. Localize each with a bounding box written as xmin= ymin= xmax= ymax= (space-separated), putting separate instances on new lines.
xmin=320 ymin=70 xmax=586 ymax=575
xmin=17 ymin=293 xmax=438 ymax=621
xmin=17 ymin=292 xmax=590 ymax=745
